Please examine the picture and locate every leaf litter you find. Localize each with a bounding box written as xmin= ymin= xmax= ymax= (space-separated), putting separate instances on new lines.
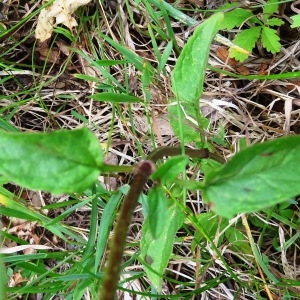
xmin=0 ymin=0 xmax=299 ymax=299
xmin=35 ymin=0 xmax=92 ymax=42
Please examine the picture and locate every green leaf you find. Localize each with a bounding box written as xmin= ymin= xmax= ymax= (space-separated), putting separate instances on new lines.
xmin=0 ymin=128 xmax=102 ymax=193
xmin=147 ymin=186 xmax=168 ymax=239
xmin=74 ymin=74 xmax=100 ymax=83
xmin=100 ymin=34 xmax=155 ymax=73
xmin=151 ymin=156 xmax=189 ymax=183
xmin=168 ymin=102 xmax=208 ymax=144
xmin=0 ymin=117 xmax=19 ymax=132
xmin=229 ymin=27 xmax=261 ymax=62
xmin=266 ymin=17 xmax=284 ymax=27
xmin=263 ymin=0 xmax=279 ymax=22
xmin=171 ymin=12 xmax=223 ymax=103
xmin=211 ymin=123 xmax=228 ymax=147
xmin=192 ymin=212 xmax=251 ymax=254
xmin=261 ymin=26 xmax=281 ymax=54
xmin=89 ymin=92 xmax=142 ymax=103
xmin=192 ymin=212 xmax=226 ymax=251
xmin=95 ymin=190 xmax=122 ymax=270
xmin=215 ymin=1 xmax=240 ymax=12
xmin=203 ymin=135 xmax=300 ymax=218
xmin=221 ymin=9 xmax=254 ymax=30
xmin=158 ymin=40 xmax=173 ymax=73
xmin=225 ymin=227 xmax=252 ymax=254
xmin=0 ymin=191 xmax=86 ymax=242
xmin=290 ymin=14 xmax=300 ymax=28
xmin=140 ymin=202 xmax=185 ymax=291
xmin=94 ymin=60 xmax=126 ymax=66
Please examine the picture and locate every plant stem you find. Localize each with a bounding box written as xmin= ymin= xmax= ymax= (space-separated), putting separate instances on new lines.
xmin=99 ymin=160 xmax=155 ymax=300
xmin=101 ymin=163 xmax=135 ymax=173
xmin=101 ymin=147 xmax=225 ymax=174
xmin=99 ymin=146 xmax=224 ymax=299
xmin=147 ymin=146 xmax=225 ymax=164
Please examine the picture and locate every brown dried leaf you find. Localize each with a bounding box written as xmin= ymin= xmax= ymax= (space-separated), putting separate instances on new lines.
xmin=35 ymin=0 xmax=92 ymax=42
xmin=236 ymin=65 xmax=250 ymax=75
xmin=259 ymin=63 xmax=269 ymax=76
xmin=39 ymin=47 xmax=61 ymax=63
xmin=8 ymin=271 xmax=25 ymax=287
xmin=216 ymin=46 xmax=238 ymax=66
xmin=55 ymin=40 xmax=71 ymax=56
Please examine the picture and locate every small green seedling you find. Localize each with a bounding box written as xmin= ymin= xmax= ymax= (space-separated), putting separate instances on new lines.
xmin=220 ymin=0 xmax=284 ymax=61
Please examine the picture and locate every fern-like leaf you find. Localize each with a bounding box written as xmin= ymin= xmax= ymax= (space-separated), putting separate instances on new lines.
xmin=261 ymin=26 xmax=281 ymax=54
xmin=263 ymin=0 xmax=279 ymax=22
xmin=266 ymin=17 xmax=284 ymax=27
xmin=229 ymin=27 xmax=261 ymax=62
xmin=291 ymin=15 xmax=300 ymax=28
xmin=221 ymin=8 xmax=254 ymax=30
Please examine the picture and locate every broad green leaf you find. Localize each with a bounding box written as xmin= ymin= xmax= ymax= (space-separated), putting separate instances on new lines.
xmin=203 ymin=135 xmax=300 ymax=218
xmin=221 ymin=9 xmax=254 ymax=30
xmin=90 ymin=92 xmax=142 ymax=103
xmin=168 ymin=102 xmax=208 ymax=144
xmin=290 ymin=14 xmax=300 ymax=28
xmin=171 ymin=12 xmax=223 ymax=103
xmin=140 ymin=202 xmax=185 ymax=291
xmin=151 ymin=156 xmax=189 ymax=183
xmin=261 ymin=27 xmax=281 ymax=54
xmin=266 ymin=17 xmax=284 ymax=27
xmin=0 ymin=127 xmax=102 ymax=193
xmin=147 ymin=186 xmax=168 ymax=239
xmin=263 ymin=0 xmax=279 ymax=22
xmin=230 ymin=27 xmax=261 ymax=62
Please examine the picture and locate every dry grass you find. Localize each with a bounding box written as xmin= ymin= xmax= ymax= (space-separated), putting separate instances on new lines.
xmin=0 ymin=0 xmax=299 ymax=299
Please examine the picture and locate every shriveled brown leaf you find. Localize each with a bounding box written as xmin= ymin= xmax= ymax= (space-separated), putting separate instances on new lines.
xmin=35 ymin=0 xmax=92 ymax=42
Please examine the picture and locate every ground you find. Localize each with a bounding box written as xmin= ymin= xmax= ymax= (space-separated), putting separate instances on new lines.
xmin=0 ymin=1 xmax=299 ymax=299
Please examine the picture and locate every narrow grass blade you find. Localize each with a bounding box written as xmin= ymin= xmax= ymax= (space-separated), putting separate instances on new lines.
xmin=94 ymin=190 xmax=122 ymax=271
xmin=0 ymin=117 xmax=19 ymax=132
xmin=100 ymin=34 xmax=155 ymax=74
xmin=90 ymin=92 xmax=142 ymax=103
xmin=158 ymin=40 xmax=173 ymax=74
xmin=0 ymin=192 xmax=86 ymax=242
xmin=209 ymin=66 xmax=300 ymax=80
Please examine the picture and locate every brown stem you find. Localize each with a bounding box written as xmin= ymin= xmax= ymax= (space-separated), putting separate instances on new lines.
xmin=147 ymin=146 xmax=225 ymax=164
xmin=99 ymin=160 xmax=155 ymax=300
xmin=99 ymin=146 xmax=224 ymax=299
